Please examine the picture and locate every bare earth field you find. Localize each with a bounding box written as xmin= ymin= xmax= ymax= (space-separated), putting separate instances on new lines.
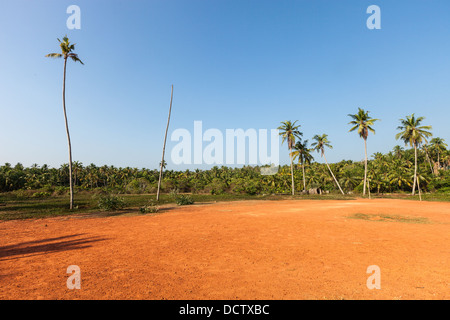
xmin=0 ymin=199 xmax=449 ymax=300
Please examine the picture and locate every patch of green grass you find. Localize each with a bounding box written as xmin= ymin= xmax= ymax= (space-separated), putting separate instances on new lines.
xmin=348 ymin=213 xmax=430 ymax=224
xmin=2 ymin=189 xmax=446 ymax=221
xmin=0 ymin=191 xmax=359 ymax=221
xmin=371 ymin=192 xmax=450 ymax=202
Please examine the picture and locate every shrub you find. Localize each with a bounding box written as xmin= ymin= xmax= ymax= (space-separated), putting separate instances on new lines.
xmin=437 ymin=186 xmax=450 ymax=193
xmin=139 ymin=205 xmax=159 ymax=214
xmin=139 ymin=200 xmax=160 ymax=214
xmin=169 ymin=189 xmax=194 ymax=205
xmin=53 ymin=186 xmax=69 ymax=196
xmin=32 ymin=191 xmax=51 ymax=198
xmin=175 ymin=194 xmax=194 ymax=205
xmin=126 ymin=178 xmax=150 ymax=194
xmin=97 ymin=194 xmax=126 ymax=211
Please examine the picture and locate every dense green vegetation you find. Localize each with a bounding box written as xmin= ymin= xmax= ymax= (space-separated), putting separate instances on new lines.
xmin=0 ymin=143 xmax=448 ymax=199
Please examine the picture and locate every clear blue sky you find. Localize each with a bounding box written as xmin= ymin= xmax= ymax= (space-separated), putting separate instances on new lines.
xmin=1 ymin=0 xmax=449 ymax=170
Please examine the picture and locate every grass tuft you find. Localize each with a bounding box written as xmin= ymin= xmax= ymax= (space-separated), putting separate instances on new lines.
xmin=348 ymin=213 xmax=430 ymax=224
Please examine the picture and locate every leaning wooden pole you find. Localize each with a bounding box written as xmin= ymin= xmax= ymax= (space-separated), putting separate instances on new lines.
xmin=156 ymin=85 xmax=174 ymax=201
xmin=417 ymin=175 xmax=422 ymax=201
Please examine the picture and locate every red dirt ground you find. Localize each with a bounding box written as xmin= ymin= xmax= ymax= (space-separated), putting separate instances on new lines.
xmin=0 ymin=199 xmax=449 ymax=300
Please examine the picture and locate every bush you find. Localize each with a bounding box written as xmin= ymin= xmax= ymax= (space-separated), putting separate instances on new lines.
xmin=53 ymin=186 xmax=69 ymax=196
xmin=97 ymin=194 xmax=126 ymax=211
xmin=126 ymin=178 xmax=150 ymax=194
xmin=437 ymin=186 xmax=450 ymax=193
xmin=175 ymin=194 xmax=194 ymax=205
xmin=169 ymin=189 xmax=194 ymax=205
xmin=32 ymin=191 xmax=51 ymax=198
xmin=139 ymin=200 xmax=160 ymax=214
xmin=428 ymin=173 xmax=450 ymax=192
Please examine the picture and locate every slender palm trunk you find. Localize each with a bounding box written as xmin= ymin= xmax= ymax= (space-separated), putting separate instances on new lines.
xmin=424 ymin=148 xmax=434 ymax=174
xmin=363 ymin=138 xmax=368 ymax=196
xmin=417 ymin=174 xmax=422 ymax=201
xmin=301 ymin=158 xmax=306 ymax=192
xmin=412 ymin=144 xmax=418 ymax=195
xmin=290 ymin=150 xmax=295 ymax=195
xmin=156 ymin=85 xmax=173 ymax=201
xmin=437 ymin=151 xmax=441 ymax=169
xmin=62 ymin=57 xmax=74 ymax=210
xmin=323 ymin=152 xmax=345 ymax=195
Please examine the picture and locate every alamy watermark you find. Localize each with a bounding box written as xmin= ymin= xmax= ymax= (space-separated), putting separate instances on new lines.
xmin=366 ymin=265 xmax=381 ymax=289
xmin=67 ymin=265 xmax=81 ymax=289
xmin=367 ymin=5 xmax=381 ymax=30
xmin=67 ymin=5 xmax=81 ymax=30
xmin=170 ymin=121 xmax=280 ymax=173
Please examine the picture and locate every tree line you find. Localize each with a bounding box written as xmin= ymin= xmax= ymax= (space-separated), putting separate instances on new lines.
xmin=1 ymin=139 xmax=448 ymax=196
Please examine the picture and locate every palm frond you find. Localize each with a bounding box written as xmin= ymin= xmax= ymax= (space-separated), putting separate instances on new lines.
xmin=45 ymin=53 xmax=63 ymax=58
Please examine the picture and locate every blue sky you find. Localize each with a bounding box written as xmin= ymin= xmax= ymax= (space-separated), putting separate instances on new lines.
xmin=0 ymin=0 xmax=449 ymax=170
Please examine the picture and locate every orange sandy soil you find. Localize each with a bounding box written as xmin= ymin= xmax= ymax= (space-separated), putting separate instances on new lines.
xmin=0 ymin=199 xmax=449 ymax=300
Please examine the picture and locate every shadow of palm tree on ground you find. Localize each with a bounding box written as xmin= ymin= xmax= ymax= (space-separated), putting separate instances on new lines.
xmin=0 ymin=234 xmax=108 ymax=261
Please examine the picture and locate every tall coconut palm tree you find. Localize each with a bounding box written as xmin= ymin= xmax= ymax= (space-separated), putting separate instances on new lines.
xmin=348 ymin=108 xmax=379 ymax=196
xmin=46 ymin=36 xmax=84 ymax=209
xmin=395 ymin=114 xmax=432 ymax=195
xmin=430 ymin=137 xmax=448 ymax=169
xmin=291 ymin=140 xmax=314 ymax=192
xmin=311 ymin=134 xmax=345 ymax=195
xmin=278 ymin=121 xmax=303 ymax=195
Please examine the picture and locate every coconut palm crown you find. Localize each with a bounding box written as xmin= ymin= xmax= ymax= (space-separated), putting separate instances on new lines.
xmin=278 ymin=120 xmax=303 ymax=195
xmin=348 ymin=107 xmax=379 ymax=196
xmin=395 ymin=114 xmax=432 ymax=196
xmin=46 ymin=36 xmax=84 ymax=64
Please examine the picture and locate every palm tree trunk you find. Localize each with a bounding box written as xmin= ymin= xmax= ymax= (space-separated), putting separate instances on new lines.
xmin=290 ymin=151 xmax=295 ymax=195
xmin=437 ymin=151 xmax=441 ymax=169
xmin=156 ymin=85 xmax=173 ymax=201
xmin=363 ymin=138 xmax=368 ymax=196
xmin=417 ymin=174 xmax=422 ymax=201
xmin=301 ymin=159 xmax=306 ymax=192
xmin=424 ymin=148 xmax=434 ymax=174
xmin=62 ymin=57 xmax=74 ymax=210
xmin=323 ymin=152 xmax=345 ymax=195
xmin=412 ymin=144 xmax=418 ymax=195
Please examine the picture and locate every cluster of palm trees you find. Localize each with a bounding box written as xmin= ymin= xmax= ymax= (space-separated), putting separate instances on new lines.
xmin=1 ymin=145 xmax=449 ymax=196
xmin=278 ymin=109 xmax=440 ymax=197
xmin=0 ymin=162 xmax=154 ymax=192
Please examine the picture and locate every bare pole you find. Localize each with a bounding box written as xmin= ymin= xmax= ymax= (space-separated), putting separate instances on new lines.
xmin=156 ymin=85 xmax=173 ymax=201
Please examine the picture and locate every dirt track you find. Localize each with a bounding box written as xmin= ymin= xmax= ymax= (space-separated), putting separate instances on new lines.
xmin=0 ymin=199 xmax=449 ymax=300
